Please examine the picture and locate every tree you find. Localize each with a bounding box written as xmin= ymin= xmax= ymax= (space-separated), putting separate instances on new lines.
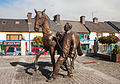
xmin=32 ymin=36 xmax=43 ymax=45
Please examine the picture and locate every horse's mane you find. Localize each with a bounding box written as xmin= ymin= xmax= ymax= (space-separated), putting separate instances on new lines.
xmin=43 ymin=13 xmax=53 ymax=29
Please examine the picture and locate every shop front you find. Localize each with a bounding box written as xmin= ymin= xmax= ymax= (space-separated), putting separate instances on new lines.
xmin=31 ymin=42 xmax=50 ymax=55
xmin=0 ymin=41 xmax=22 ymax=54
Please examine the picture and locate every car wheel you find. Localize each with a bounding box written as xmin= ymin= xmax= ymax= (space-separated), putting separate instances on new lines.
xmin=18 ymin=53 xmax=21 ymax=55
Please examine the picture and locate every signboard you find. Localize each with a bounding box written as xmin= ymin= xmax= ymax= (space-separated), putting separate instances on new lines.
xmin=0 ymin=42 xmax=3 ymax=45
xmin=0 ymin=42 xmax=21 ymax=45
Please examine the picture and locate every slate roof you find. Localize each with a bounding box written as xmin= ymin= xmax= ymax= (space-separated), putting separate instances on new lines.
xmin=49 ymin=20 xmax=63 ymax=32
xmin=85 ymin=21 xmax=118 ymax=33
xmin=0 ymin=18 xmax=88 ymax=33
xmin=0 ymin=18 xmax=63 ymax=32
xmin=60 ymin=20 xmax=89 ymax=33
xmin=107 ymin=21 xmax=120 ymax=32
xmin=0 ymin=18 xmax=29 ymax=32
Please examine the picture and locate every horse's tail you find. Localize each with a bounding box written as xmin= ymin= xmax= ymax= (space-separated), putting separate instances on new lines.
xmin=77 ymin=41 xmax=83 ymax=56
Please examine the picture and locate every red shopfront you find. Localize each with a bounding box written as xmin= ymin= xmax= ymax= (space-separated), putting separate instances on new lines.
xmin=31 ymin=42 xmax=50 ymax=55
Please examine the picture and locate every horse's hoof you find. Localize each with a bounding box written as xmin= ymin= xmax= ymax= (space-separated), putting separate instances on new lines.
xmin=46 ymin=78 xmax=56 ymax=82
xmin=48 ymin=72 xmax=53 ymax=77
xmin=34 ymin=65 xmax=39 ymax=72
xmin=63 ymin=74 xmax=73 ymax=78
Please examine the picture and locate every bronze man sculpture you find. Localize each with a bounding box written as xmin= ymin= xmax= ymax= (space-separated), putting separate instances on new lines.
xmin=48 ymin=23 xmax=83 ymax=81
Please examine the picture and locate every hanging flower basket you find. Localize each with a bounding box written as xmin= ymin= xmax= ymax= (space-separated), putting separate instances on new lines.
xmin=98 ymin=35 xmax=119 ymax=44
xmin=32 ymin=36 xmax=43 ymax=45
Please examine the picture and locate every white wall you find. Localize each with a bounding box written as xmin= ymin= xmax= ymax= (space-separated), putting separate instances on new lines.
xmin=30 ymin=33 xmax=43 ymax=40
xmin=115 ymin=33 xmax=119 ymax=37
xmin=0 ymin=32 xmax=43 ymax=52
xmin=103 ymin=33 xmax=109 ymax=36
xmin=90 ymin=32 xmax=96 ymax=40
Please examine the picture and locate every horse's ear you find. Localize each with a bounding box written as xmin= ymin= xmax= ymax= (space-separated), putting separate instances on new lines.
xmin=42 ymin=9 xmax=46 ymax=13
xmin=34 ymin=9 xmax=38 ymax=14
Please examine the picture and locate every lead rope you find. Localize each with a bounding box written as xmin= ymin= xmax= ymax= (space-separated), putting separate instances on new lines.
xmin=56 ymin=36 xmax=69 ymax=58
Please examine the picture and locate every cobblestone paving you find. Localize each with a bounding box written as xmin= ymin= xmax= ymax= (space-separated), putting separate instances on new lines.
xmin=76 ymin=56 xmax=120 ymax=80
xmin=0 ymin=55 xmax=120 ymax=84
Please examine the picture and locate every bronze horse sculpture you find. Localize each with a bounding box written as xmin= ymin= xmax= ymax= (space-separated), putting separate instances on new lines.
xmin=34 ymin=9 xmax=83 ymax=75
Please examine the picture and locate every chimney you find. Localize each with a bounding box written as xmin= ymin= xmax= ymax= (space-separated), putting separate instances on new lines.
xmin=93 ymin=17 xmax=98 ymax=23
xmin=53 ymin=14 xmax=60 ymax=24
xmin=80 ymin=16 xmax=85 ymax=24
xmin=27 ymin=12 xmax=32 ymax=24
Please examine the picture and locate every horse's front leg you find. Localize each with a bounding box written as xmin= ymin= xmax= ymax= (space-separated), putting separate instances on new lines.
xmin=50 ymin=47 xmax=55 ymax=71
xmin=34 ymin=49 xmax=46 ymax=71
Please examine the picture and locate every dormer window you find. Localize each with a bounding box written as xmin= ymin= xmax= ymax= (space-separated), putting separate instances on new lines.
xmin=2 ymin=21 xmax=6 ymax=24
xmin=15 ymin=21 xmax=20 ymax=24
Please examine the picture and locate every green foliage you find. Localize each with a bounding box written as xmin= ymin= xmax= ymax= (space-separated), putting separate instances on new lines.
xmin=98 ymin=35 xmax=119 ymax=44
xmin=113 ymin=44 xmax=120 ymax=54
xmin=32 ymin=36 xmax=43 ymax=45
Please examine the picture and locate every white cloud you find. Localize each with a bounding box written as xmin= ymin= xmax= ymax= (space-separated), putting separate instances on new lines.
xmin=0 ymin=0 xmax=120 ymax=22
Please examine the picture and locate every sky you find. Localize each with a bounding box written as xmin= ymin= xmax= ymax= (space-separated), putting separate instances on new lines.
xmin=0 ymin=0 xmax=120 ymax=22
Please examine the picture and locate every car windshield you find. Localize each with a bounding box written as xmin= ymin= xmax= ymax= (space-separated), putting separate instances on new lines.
xmin=7 ymin=47 xmax=14 ymax=52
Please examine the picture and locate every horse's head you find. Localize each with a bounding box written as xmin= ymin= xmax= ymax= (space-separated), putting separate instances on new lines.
xmin=64 ymin=23 xmax=72 ymax=33
xmin=34 ymin=9 xmax=46 ymax=32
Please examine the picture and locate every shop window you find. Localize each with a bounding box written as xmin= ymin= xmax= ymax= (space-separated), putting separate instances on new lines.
xmin=6 ymin=34 xmax=22 ymax=40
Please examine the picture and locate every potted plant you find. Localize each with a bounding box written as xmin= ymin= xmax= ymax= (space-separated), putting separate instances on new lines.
xmin=111 ymin=44 xmax=120 ymax=62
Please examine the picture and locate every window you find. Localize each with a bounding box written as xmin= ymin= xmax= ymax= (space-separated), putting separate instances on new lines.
xmin=80 ymin=34 xmax=84 ymax=40
xmin=109 ymin=33 xmax=115 ymax=36
xmin=15 ymin=21 xmax=20 ymax=24
xmin=36 ymin=49 xmax=39 ymax=52
xmin=2 ymin=21 xmax=6 ymax=24
xmin=84 ymin=34 xmax=87 ymax=40
xmin=6 ymin=34 xmax=22 ymax=40
xmin=97 ymin=33 xmax=103 ymax=38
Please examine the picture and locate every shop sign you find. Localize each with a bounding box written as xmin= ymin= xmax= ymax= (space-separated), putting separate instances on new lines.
xmin=4 ymin=42 xmax=21 ymax=45
xmin=0 ymin=42 xmax=3 ymax=45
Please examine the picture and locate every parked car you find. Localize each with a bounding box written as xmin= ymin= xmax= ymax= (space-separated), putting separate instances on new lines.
xmin=0 ymin=53 xmax=6 ymax=56
xmin=26 ymin=50 xmax=33 ymax=55
xmin=6 ymin=47 xmax=33 ymax=56
xmin=6 ymin=47 xmax=21 ymax=55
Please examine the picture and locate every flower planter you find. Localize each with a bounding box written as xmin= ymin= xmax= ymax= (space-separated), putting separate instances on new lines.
xmin=111 ymin=54 xmax=120 ymax=62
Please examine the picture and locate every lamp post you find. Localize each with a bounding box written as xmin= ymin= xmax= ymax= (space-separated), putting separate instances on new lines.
xmin=27 ymin=12 xmax=32 ymax=52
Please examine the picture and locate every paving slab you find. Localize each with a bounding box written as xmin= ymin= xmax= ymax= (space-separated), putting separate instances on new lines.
xmin=0 ymin=55 xmax=120 ymax=84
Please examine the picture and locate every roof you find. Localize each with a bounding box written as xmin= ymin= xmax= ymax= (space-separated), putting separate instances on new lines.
xmin=0 ymin=18 xmax=29 ymax=32
xmin=85 ymin=21 xmax=118 ymax=33
xmin=50 ymin=20 xmax=63 ymax=32
xmin=60 ymin=20 xmax=89 ymax=33
xmin=107 ymin=21 xmax=120 ymax=32
xmin=0 ymin=18 xmax=62 ymax=32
